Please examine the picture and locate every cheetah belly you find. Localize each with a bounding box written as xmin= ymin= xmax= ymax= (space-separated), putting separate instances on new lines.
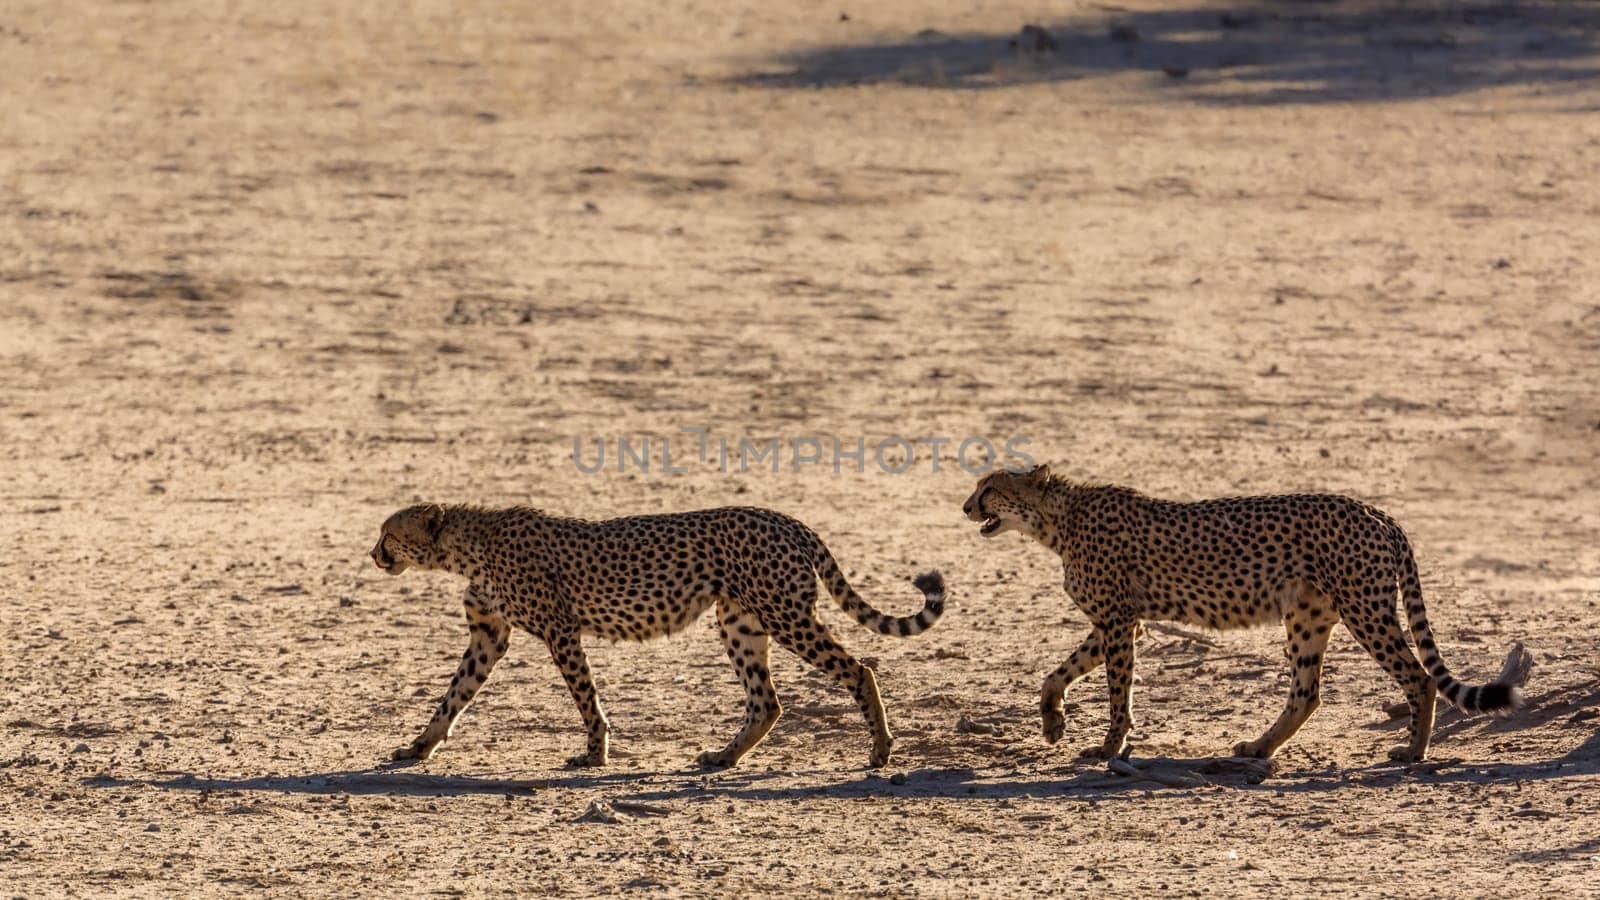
xmin=1136 ymin=577 xmax=1313 ymax=630
xmin=575 ymin=584 xmax=718 ymax=642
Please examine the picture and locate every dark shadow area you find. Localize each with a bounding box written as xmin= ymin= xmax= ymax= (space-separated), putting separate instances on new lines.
xmin=1430 ymin=675 xmax=1600 ymax=739
xmin=1515 ymin=835 xmax=1600 ymax=863
xmin=738 ymin=1 xmax=1600 ymax=106
xmin=1359 ymin=676 xmax=1600 ymax=740
xmin=80 ymin=680 xmax=1600 ymax=801
xmin=1325 ymin=723 xmax=1600 ymax=789
xmin=85 ymin=718 xmax=1600 ymax=803
xmin=81 ymin=768 xmax=559 ymax=797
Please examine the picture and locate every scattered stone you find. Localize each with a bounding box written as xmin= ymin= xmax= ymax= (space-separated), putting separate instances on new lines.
xmin=613 ymin=800 xmax=672 ymax=818
xmin=574 ymin=800 xmax=619 ymax=824
xmin=1013 ymin=24 xmax=1056 ymax=54
xmin=1110 ymin=24 xmax=1140 ymax=43
xmin=956 ymin=715 xmax=1004 ymax=736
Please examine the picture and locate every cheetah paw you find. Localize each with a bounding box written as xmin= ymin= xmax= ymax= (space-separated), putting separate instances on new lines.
xmin=392 ymin=741 xmax=437 ymax=762
xmin=1231 ymin=741 xmax=1269 ymax=759
xmin=1041 ymin=712 xmax=1066 ymax=745
xmin=1387 ymin=746 xmax=1425 ymax=763
xmin=566 ymin=752 xmax=606 ymax=768
xmin=695 ymin=750 xmax=736 ymax=769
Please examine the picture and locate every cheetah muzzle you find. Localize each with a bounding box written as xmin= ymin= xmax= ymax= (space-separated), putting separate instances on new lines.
xmin=963 ymin=487 xmax=1005 ymax=537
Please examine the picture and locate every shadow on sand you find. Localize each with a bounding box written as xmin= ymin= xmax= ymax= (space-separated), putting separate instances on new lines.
xmin=84 ymin=698 xmax=1599 ymax=803
xmin=738 ymin=1 xmax=1600 ymax=106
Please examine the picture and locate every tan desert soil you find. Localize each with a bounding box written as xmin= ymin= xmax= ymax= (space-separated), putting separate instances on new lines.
xmin=3 ymin=0 xmax=1599 ymax=895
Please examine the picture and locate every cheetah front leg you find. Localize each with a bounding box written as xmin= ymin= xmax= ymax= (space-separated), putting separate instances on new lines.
xmin=1041 ymin=629 xmax=1104 ymax=746
xmin=544 ymin=627 xmax=610 ymax=768
xmin=697 ymin=600 xmax=781 ymax=769
xmin=1085 ymin=617 xmax=1138 ymax=760
xmin=394 ymin=599 xmax=510 ymax=763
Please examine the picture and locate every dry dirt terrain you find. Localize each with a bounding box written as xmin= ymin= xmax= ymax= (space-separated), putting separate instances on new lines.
xmin=3 ymin=0 xmax=1599 ymax=895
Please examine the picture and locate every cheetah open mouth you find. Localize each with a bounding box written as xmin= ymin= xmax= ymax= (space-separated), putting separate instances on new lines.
xmin=373 ymin=546 xmax=396 ymax=572
xmin=979 ymin=515 xmax=1002 ymax=537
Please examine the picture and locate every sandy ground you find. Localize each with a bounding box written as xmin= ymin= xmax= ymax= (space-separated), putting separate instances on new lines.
xmin=3 ymin=0 xmax=1600 ymax=895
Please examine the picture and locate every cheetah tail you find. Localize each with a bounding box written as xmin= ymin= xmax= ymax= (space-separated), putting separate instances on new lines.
xmin=811 ymin=540 xmax=944 ymax=637
xmin=1395 ymin=531 xmax=1529 ymax=717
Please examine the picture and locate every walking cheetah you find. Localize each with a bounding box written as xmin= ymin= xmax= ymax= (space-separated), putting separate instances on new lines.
xmin=963 ymin=465 xmax=1526 ymax=762
xmin=370 ymin=504 xmax=944 ymax=769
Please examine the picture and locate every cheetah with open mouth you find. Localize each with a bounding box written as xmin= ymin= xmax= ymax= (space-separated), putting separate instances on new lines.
xmin=964 ymin=465 xmax=1527 ymax=762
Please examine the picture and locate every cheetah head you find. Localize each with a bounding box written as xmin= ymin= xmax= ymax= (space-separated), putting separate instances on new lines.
xmin=370 ymin=504 xmax=445 ymax=575
xmin=963 ymin=464 xmax=1052 ymax=539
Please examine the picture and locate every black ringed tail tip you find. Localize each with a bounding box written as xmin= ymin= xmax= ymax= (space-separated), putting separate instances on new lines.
xmin=1474 ymin=683 xmax=1519 ymax=713
xmin=913 ymin=571 xmax=945 ymax=616
xmin=1445 ymin=679 xmax=1521 ymax=715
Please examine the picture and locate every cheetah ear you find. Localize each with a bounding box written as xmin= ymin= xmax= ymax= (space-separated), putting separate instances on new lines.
xmin=1028 ymin=463 xmax=1053 ymax=483
xmin=422 ymin=504 xmax=446 ymax=542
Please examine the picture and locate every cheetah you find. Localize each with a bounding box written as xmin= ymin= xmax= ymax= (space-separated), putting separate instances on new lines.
xmin=963 ymin=465 xmax=1527 ymax=762
xmin=370 ymin=504 xmax=944 ymax=769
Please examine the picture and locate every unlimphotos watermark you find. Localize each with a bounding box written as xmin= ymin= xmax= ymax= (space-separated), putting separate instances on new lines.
xmin=572 ymin=427 xmax=1033 ymax=475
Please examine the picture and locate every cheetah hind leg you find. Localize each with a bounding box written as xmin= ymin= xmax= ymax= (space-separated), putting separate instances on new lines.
xmin=772 ymin=607 xmax=894 ymax=768
xmin=696 ymin=601 xmax=781 ymax=769
xmin=1342 ymin=605 xmax=1436 ymax=762
xmin=1233 ymin=602 xmax=1337 ymax=759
